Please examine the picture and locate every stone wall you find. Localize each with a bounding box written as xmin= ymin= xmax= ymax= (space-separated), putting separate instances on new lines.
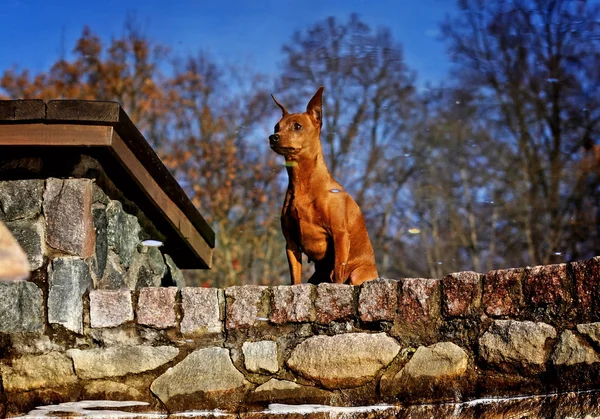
xmin=1 ymin=253 xmax=600 ymax=416
xmin=0 ymin=178 xmax=184 ymax=339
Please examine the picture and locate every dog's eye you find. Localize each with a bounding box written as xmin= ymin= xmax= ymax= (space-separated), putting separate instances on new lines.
xmin=294 ymin=123 xmax=302 ymax=130
xmin=274 ymin=124 xmax=280 ymax=133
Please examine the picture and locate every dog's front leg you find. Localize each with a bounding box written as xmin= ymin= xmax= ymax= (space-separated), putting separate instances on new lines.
xmin=286 ymin=242 xmax=303 ymax=285
xmin=331 ymin=230 xmax=350 ymax=283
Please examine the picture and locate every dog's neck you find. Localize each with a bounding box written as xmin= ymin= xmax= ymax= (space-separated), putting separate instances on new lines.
xmin=285 ymin=139 xmax=332 ymax=193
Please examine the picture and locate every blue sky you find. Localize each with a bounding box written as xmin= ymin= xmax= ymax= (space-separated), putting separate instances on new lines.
xmin=0 ymin=0 xmax=457 ymax=86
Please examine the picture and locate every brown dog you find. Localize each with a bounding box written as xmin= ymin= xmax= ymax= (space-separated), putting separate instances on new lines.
xmin=269 ymin=86 xmax=379 ymax=285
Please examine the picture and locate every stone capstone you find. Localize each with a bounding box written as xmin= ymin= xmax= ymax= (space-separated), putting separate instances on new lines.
xmin=106 ymin=200 xmax=141 ymax=268
xmin=0 ymin=281 xmax=43 ymax=332
xmin=48 ymin=257 xmax=92 ymax=334
xmin=286 ymin=332 xmax=400 ymax=389
xmin=0 ymin=221 xmax=30 ymax=281
xmin=137 ymin=287 xmax=177 ymax=329
xmin=483 ymin=268 xmax=525 ymax=317
xmin=552 ymin=330 xmax=600 ymax=366
xmin=89 ymin=289 xmax=134 ymax=328
xmin=225 ymin=286 xmax=268 ymax=330
xmin=0 ymin=352 xmax=77 ymax=392
xmin=442 ymin=271 xmax=482 ymax=318
xmin=270 ymin=284 xmax=314 ymax=324
xmin=0 ymin=179 xmax=44 ymax=221
xmin=181 ymin=287 xmax=223 ymax=335
xmin=242 ymin=341 xmax=279 ymax=374
xmin=358 ymin=278 xmax=398 ymax=322
xmin=479 ymin=320 xmax=556 ymax=373
xmin=315 ymin=283 xmax=355 ymax=324
xmin=5 ymin=217 xmax=44 ymax=271
xmin=43 ymin=178 xmax=95 ymax=258
xmin=150 ymin=347 xmax=249 ymax=411
xmin=68 ymin=346 xmax=179 ymax=380
xmin=398 ymin=278 xmax=440 ymax=323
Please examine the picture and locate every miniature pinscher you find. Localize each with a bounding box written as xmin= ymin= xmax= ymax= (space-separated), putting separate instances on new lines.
xmin=269 ymin=86 xmax=379 ymax=285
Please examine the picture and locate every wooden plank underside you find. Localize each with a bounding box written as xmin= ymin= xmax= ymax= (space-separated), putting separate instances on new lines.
xmin=109 ymin=130 xmax=213 ymax=268
xmin=0 ymin=124 xmax=112 ymax=146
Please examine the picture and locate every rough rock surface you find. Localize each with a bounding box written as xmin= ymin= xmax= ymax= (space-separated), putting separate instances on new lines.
xmin=126 ymin=246 xmax=166 ymax=289
xmin=577 ymin=323 xmax=600 ymax=345
xmin=398 ymin=278 xmax=440 ymax=323
xmin=0 ymin=352 xmax=77 ymax=392
xmin=90 ymin=204 xmax=108 ymax=281
xmin=225 ymin=286 xmax=268 ymax=330
xmin=483 ymin=268 xmax=525 ymax=317
xmin=442 ymin=271 xmax=482 ymax=317
xmin=164 ymin=254 xmax=186 ymax=288
xmin=389 ymin=342 xmax=469 ymax=400
xmin=137 ymin=287 xmax=177 ymax=329
xmin=242 ymin=340 xmax=279 ymax=374
xmin=315 ymin=283 xmax=355 ymax=324
xmin=44 ymin=178 xmax=95 ymax=257
xmin=479 ymin=320 xmax=556 ymax=372
xmin=358 ymin=278 xmax=397 ymax=322
xmin=286 ymin=332 xmax=400 ymax=389
xmin=97 ymin=251 xmax=126 ymax=289
xmin=270 ymin=284 xmax=314 ymax=324
xmin=106 ymin=200 xmax=140 ymax=268
xmin=89 ymin=289 xmax=134 ymax=328
xmin=5 ymin=218 xmax=44 ymax=271
xmin=48 ymin=257 xmax=92 ymax=334
xmin=83 ymin=380 xmax=145 ymax=400
xmin=247 ymin=379 xmax=333 ymax=406
xmin=150 ymin=347 xmax=249 ymax=411
xmin=0 ymin=221 xmax=30 ymax=281
xmin=68 ymin=346 xmax=179 ymax=380
xmin=570 ymin=257 xmax=600 ymax=321
xmin=552 ymin=330 xmax=600 ymax=366
xmin=181 ymin=287 xmax=223 ymax=335
xmin=0 ymin=180 xmax=44 ymax=221
xmin=0 ymin=281 xmax=43 ymax=332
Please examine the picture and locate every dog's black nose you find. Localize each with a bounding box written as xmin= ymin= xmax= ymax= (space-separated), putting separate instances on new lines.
xmin=269 ymin=134 xmax=279 ymax=143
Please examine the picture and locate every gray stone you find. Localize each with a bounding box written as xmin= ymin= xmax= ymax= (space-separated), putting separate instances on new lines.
xmin=479 ymin=320 xmax=556 ymax=372
xmin=126 ymin=246 xmax=166 ymax=289
xmin=96 ymin=251 xmax=126 ymax=289
xmin=89 ymin=289 xmax=134 ymax=328
xmin=225 ymin=286 xmax=269 ymax=330
xmin=286 ymin=332 xmax=400 ymax=389
xmin=92 ymin=182 xmax=111 ymax=205
xmin=44 ymin=178 xmax=96 ymax=257
xmin=243 ymin=341 xmax=279 ymax=374
xmin=552 ymin=330 xmax=600 ymax=366
xmin=577 ymin=323 xmax=600 ymax=346
xmin=0 ymin=281 xmax=43 ymax=332
xmin=165 ymin=254 xmax=185 ymax=288
xmin=248 ymin=379 xmax=333 ymax=405
xmin=84 ymin=380 xmax=144 ymax=400
xmin=90 ymin=204 xmax=108 ymax=280
xmin=106 ymin=200 xmax=141 ymax=268
xmin=181 ymin=287 xmax=223 ymax=335
xmin=393 ymin=342 xmax=468 ymax=393
xmin=48 ymin=257 xmax=93 ymax=334
xmin=68 ymin=346 xmax=179 ymax=380
xmin=6 ymin=217 xmax=45 ymax=270
xmin=0 ymin=220 xmax=30 ymax=281
xmin=0 ymin=352 xmax=77 ymax=392
xmin=150 ymin=347 xmax=249 ymax=411
xmin=0 ymin=179 xmax=44 ymax=221
xmin=10 ymin=334 xmax=62 ymax=354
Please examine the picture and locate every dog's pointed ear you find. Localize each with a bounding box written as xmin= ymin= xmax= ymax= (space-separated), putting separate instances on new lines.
xmin=306 ymin=86 xmax=324 ymax=128
xmin=271 ymin=94 xmax=289 ymax=117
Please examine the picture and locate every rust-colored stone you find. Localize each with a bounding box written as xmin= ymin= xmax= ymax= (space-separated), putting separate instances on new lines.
xmin=442 ymin=271 xmax=482 ymax=318
xmin=315 ymin=283 xmax=355 ymax=324
xmin=397 ymin=278 xmax=440 ymax=323
xmin=483 ymin=268 xmax=525 ymax=317
xmin=570 ymin=257 xmax=600 ymax=321
xmin=358 ymin=278 xmax=398 ymax=322
xmin=270 ymin=284 xmax=314 ymax=324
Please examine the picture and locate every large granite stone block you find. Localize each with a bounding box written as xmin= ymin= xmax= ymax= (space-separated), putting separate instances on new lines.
xmin=89 ymin=289 xmax=134 ymax=328
xmin=137 ymin=287 xmax=177 ymax=329
xmin=0 ymin=281 xmax=43 ymax=332
xmin=181 ymin=287 xmax=223 ymax=335
xmin=6 ymin=217 xmax=45 ymax=270
xmin=0 ymin=179 xmax=44 ymax=221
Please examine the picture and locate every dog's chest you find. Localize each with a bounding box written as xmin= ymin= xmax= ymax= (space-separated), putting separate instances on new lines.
xmin=285 ymin=196 xmax=329 ymax=260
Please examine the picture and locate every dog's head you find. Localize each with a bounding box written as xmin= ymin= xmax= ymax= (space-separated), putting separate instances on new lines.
xmin=269 ymin=86 xmax=323 ymax=160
